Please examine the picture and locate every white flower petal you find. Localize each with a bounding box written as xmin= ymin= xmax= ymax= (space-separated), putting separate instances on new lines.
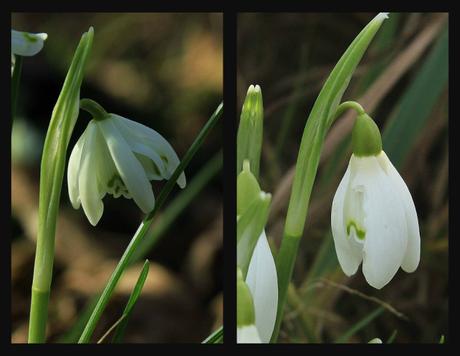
xmin=113 ymin=115 xmax=186 ymax=188
xmin=331 ymin=163 xmax=363 ymax=276
xmin=97 ymin=118 xmax=155 ymax=214
xmin=67 ymin=128 xmax=87 ymax=209
xmin=349 ymin=155 xmax=408 ymax=289
xmin=237 ymin=324 xmax=262 ymax=343
xmin=78 ymin=122 xmax=104 ymax=226
xmin=11 ymin=30 xmax=47 ymax=57
xmin=377 ymin=151 xmax=420 ymax=272
xmin=246 ymin=230 xmax=278 ymax=343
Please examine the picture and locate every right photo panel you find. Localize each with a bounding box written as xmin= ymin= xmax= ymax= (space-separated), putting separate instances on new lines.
xmin=236 ymin=12 xmax=448 ymax=343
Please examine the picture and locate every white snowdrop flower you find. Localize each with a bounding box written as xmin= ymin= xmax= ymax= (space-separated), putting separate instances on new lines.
xmin=12 ymin=30 xmax=48 ymax=57
xmin=11 ymin=30 xmax=47 ymax=74
xmin=68 ymin=99 xmax=186 ymax=226
xmin=331 ymin=112 xmax=420 ymax=289
xmin=246 ymin=230 xmax=278 ymax=343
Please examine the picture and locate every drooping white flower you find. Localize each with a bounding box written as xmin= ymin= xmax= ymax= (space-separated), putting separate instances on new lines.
xmin=11 ymin=30 xmax=48 ymax=74
xmin=331 ymin=151 xmax=420 ymax=289
xmin=246 ymin=230 xmax=278 ymax=343
xmin=11 ymin=30 xmax=48 ymax=57
xmin=68 ymin=102 xmax=186 ymax=226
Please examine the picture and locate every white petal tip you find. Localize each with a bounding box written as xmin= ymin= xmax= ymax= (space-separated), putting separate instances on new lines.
xmin=377 ymin=12 xmax=390 ymax=20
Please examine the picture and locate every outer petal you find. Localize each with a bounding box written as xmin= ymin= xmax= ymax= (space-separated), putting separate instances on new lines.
xmin=349 ymin=155 xmax=408 ymax=289
xmin=331 ymin=162 xmax=363 ymax=276
xmin=112 ymin=114 xmax=186 ymax=188
xmin=97 ymin=118 xmax=155 ymax=214
xmin=237 ymin=325 xmax=262 ymax=343
xmin=11 ymin=30 xmax=47 ymax=56
xmin=246 ymin=230 xmax=278 ymax=343
xmin=377 ymin=151 xmax=420 ymax=272
xmin=78 ymin=122 xmax=104 ymax=226
xmin=67 ymin=127 xmax=87 ymax=209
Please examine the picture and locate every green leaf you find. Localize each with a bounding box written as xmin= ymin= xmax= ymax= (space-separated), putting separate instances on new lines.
xmin=382 ymin=26 xmax=448 ymax=169
xmin=112 ymin=260 xmax=150 ymax=343
xmin=202 ymin=326 xmax=223 ymax=344
xmin=335 ymin=306 xmax=385 ymax=343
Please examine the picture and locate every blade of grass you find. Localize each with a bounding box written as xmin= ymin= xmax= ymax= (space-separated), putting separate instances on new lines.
xmin=202 ymin=326 xmax=223 ymax=344
xmin=111 ymin=260 xmax=150 ymax=343
xmin=387 ymin=329 xmax=397 ymax=343
xmin=335 ymin=306 xmax=385 ymax=343
xmin=78 ymin=102 xmax=223 ymax=343
xmin=382 ymin=26 xmax=448 ymax=168
xmin=131 ymin=151 xmax=222 ymax=262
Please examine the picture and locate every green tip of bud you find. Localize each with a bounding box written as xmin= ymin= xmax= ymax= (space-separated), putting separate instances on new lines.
xmin=351 ymin=113 xmax=382 ymax=157
xmin=242 ymin=84 xmax=263 ymax=125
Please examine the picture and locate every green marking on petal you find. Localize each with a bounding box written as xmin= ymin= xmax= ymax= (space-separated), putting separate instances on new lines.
xmin=23 ymin=32 xmax=38 ymax=42
xmin=346 ymin=220 xmax=366 ymax=240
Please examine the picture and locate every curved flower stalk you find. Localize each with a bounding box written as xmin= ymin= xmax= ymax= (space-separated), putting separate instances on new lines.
xmin=331 ymin=111 xmax=420 ymax=289
xmin=237 ymin=267 xmax=262 ymax=343
xmin=68 ymin=99 xmax=186 ymax=226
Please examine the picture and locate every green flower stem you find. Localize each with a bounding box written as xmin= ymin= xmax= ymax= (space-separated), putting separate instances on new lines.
xmin=271 ymin=14 xmax=388 ymax=342
xmin=80 ymin=98 xmax=108 ymax=120
xmin=11 ymin=55 xmax=23 ymax=122
xmin=78 ymin=102 xmax=223 ymax=343
xmin=28 ymin=28 xmax=94 ymax=343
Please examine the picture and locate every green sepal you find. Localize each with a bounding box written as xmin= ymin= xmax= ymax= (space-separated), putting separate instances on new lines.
xmin=237 ymin=267 xmax=256 ymax=327
xmin=237 ymin=160 xmax=261 ymax=216
xmin=351 ymin=113 xmax=382 ymax=156
xmin=237 ymin=191 xmax=271 ymax=278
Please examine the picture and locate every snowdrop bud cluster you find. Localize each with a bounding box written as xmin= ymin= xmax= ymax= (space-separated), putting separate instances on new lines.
xmin=68 ymin=99 xmax=186 ymax=226
xmin=331 ymin=111 xmax=420 ymax=289
xmin=237 ymin=161 xmax=278 ymax=342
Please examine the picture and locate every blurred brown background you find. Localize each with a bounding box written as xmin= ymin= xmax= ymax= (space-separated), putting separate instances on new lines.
xmin=12 ymin=12 xmax=222 ymax=343
xmin=238 ymin=12 xmax=448 ymax=343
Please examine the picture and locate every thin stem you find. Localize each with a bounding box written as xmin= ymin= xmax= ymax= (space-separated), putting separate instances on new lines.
xmin=11 ymin=55 xmax=23 ymax=122
xmin=80 ymin=98 xmax=108 ymax=120
xmin=78 ymin=102 xmax=223 ymax=343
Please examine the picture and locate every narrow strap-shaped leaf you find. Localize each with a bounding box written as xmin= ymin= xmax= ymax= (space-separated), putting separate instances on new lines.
xmin=111 ymin=260 xmax=150 ymax=343
xmin=202 ymin=326 xmax=223 ymax=344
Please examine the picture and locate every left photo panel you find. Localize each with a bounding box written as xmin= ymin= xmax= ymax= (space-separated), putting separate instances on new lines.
xmin=11 ymin=13 xmax=223 ymax=343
